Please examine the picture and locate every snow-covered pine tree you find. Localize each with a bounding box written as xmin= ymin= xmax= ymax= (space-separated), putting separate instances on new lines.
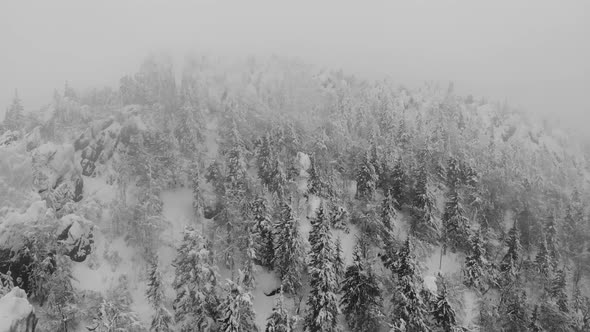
xmin=528 ymin=305 xmax=543 ymax=332
xmin=432 ymin=280 xmax=457 ymax=332
xmin=411 ymin=154 xmax=439 ymax=243
xmin=381 ymin=188 xmax=395 ymax=232
xmin=265 ymin=287 xmax=295 ymax=332
xmin=3 ymin=90 xmax=25 ymax=131
xmin=175 ymin=101 xmax=203 ymax=156
xmin=563 ymin=190 xmax=585 ymax=255
xmin=256 ymin=133 xmax=275 ymax=189
xmin=269 ymin=159 xmax=288 ymax=199
xmin=500 ymin=223 xmax=522 ymax=284
xmin=241 ymin=229 xmax=257 ymax=290
xmin=172 ymin=227 xmax=220 ymax=331
xmin=218 ymin=279 xmax=259 ymax=332
xmin=544 ymin=211 xmax=559 ymax=267
xmin=147 ymin=259 xmax=173 ymax=332
xmin=273 ymin=200 xmax=304 ymax=294
xmin=304 ymin=204 xmax=340 ymax=332
xmin=190 ymin=161 xmax=204 ymax=224
xmin=500 ymin=289 xmax=529 ymax=332
xmin=340 ymin=238 xmax=382 ymax=332
xmin=206 ymin=159 xmax=226 ymax=197
xmin=250 ymin=194 xmax=274 ymax=268
xmin=224 ymin=122 xmax=248 ymax=193
xmin=356 ymin=151 xmax=378 ymax=201
xmin=550 ymin=268 xmax=569 ymax=313
xmin=534 ymin=234 xmax=552 ymax=279
xmin=307 ymin=156 xmax=323 ymax=197
xmin=385 ymin=237 xmax=430 ymax=331
xmin=370 ymin=142 xmax=382 ymax=182
xmin=463 ymin=230 xmax=491 ymax=292
xmin=390 ymin=157 xmax=405 ymax=209
xmin=442 ymin=159 xmax=471 ymax=253
xmin=515 ymin=204 xmax=535 ymax=251
xmin=334 ymin=236 xmax=345 ymax=285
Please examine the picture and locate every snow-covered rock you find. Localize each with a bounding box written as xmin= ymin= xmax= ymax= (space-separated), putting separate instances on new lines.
xmin=32 ymin=142 xmax=84 ymax=205
xmin=0 ymin=288 xmax=36 ymax=332
xmin=0 ymin=131 xmax=20 ymax=147
xmin=57 ymin=214 xmax=95 ymax=262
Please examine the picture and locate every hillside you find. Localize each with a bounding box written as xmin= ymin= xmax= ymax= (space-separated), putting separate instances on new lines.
xmin=1 ymin=54 xmax=590 ymax=331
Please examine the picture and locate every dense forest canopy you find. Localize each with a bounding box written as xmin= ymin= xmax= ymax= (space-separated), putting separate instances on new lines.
xmin=1 ymin=54 xmax=590 ymax=331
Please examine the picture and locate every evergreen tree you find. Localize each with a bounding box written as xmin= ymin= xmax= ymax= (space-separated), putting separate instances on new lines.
xmin=550 ymin=269 xmax=569 ymax=313
xmin=411 ymin=155 xmax=439 ymax=243
xmin=304 ymin=205 xmax=340 ymax=332
xmin=390 ymin=157 xmax=405 ymax=209
xmin=528 ymin=305 xmax=543 ymax=332
xmin=307 ymin=156 xmax=336 ymax=200
xmin=250 ymin=194 xmax=274 ymax=268
xmin=534 ymin=234 xmax=551 ymax=279
xmin=563 ymin=190 xmax=585 ymax=255
xmin=265 ymin=288 xmax=294 ymax=332
xmin=463 ymin=230 xmax=490 ymax=292
xmin=442 ymin=157 xmax=470 ymax=252
xmin=340 ymin=239 xmax=382 ymax=332
xmin=500 ymin=223 xmax=522 ymax=283
xmin=356 ymin=151 xmax=378 ymax=201
xmin=241 ymin=230 xmax=257 ymax=290
xmin=381 ymin=189 xmax=396 ymax=232
xmin=516 ymin=204 xmax=534 ymax=250
xmin=544 ymin=211 xmax=559 ymax=266
xmin=175 ymin=101 xmax=203 ymax=156
xmin=269 ymin=159 xmax=287 ymax=199
xmin=146 ymin=261 xmax=174 ymax=332
xmin=206 ymin=160 xmax=225 ymax=197
xmin=334 ymin=236 xmax=345 ymax=285
xmin=172 ymin=227 xmax=220 ymax=331
xmin=432 ymin=282 xmax=457 ymax=332
xmin=307 ymin=156 xmax=323 ymax=197
xmin=218 ymin=279 xmax=259 ymax=332
xmin=256 ymin=133 xmax=275 ymax=189
xmin=3 ymin=90 xmax=24 ymax=131
xmin=190 ymin=162 xmax=204 ymax=223
xmin=273 ymin=200 xmax=304 ymax=294
xmin=224 ymin=121 xmax=248 ymax=193
xmin=384 ymin=238 xmax=430 ymax=332
xmin=500 ymin=290 xmax=528 ymax=332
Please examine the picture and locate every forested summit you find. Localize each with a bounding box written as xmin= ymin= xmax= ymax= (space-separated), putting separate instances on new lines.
xmin=1 ymin=54 xmax=589 ymax=331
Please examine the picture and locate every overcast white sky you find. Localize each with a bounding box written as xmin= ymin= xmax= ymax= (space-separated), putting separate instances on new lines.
xmin=1 ymin=1 xmax=589 ymax=128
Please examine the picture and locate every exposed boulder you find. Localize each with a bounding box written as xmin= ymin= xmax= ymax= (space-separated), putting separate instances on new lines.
xmin=73 ymin=128 xmax=92 ymax=151
xmin=56 ymin=214 xmax=94 ymax=262
xmin=0 ymin=288 xmax=37 ymax=332
xmin=31 ymin=143 xmax=84 ymax=210
xmin=32 ymin=143 xmax=78 ymax=193
xmin=79 ymin=120 xmax=121 ymax=177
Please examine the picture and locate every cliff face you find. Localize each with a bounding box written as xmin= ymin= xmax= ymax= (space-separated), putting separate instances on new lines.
xmin=0 ymin=288 xmax=37 ymax=332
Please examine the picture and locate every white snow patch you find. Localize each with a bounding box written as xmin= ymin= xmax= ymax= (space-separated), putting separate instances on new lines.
xmin=82 ymin=175 xmax=116 ymax=205
xmin=0 ymin=287 xmax=34 ymax=332
xmin=423 ymin=275 xmax=438 ymax=295
xmin=160 ymin=188 xmax=196 ymax=244
xmin=252 ymin=269 xmax=282 ymax=330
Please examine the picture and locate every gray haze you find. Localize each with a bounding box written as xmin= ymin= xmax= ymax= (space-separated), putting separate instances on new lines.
xmin=1 ymin=1 xmax=589 ymax=129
